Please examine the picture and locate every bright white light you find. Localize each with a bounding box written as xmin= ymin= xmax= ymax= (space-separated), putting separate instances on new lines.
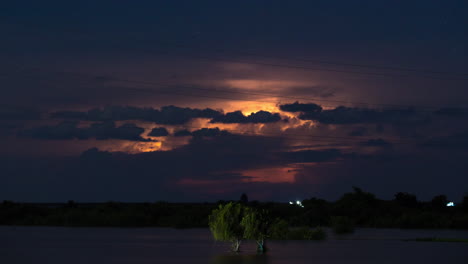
xmin=295 ymin=200 xmax=304 ymax=208
xmin=289 ymin=200 xmax=304 ymax=207
xmin=447 ymin=202 xmax=455 ymax=207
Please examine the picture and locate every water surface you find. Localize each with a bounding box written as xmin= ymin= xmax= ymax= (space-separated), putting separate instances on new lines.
xmin=1 ymin=227 xmax=467 ymax=264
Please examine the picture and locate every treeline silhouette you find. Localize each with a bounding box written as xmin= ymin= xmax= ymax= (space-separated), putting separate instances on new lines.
xmin=1 ymin=188 xmax=468 ymax=229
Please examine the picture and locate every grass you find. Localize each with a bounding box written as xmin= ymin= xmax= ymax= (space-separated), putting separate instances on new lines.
xmin=404 ymin=237 xmax=468 ymax=243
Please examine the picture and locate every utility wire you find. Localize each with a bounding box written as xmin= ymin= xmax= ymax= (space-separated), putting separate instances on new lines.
xmin=144 ymin=43 xmax=468 ymax=81
xmin=3 ymin=68 xmax=463 ymax=111
xmin=153 ymin=40 xmax=468 ymax=77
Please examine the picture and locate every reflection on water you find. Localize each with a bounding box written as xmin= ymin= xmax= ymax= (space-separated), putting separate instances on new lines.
xmin=211 ymin=254 xmax=269 ymax=264
xmin=1 ymin=227 xmax=468 ymax=264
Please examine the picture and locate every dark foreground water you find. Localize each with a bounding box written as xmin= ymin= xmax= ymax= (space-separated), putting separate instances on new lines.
xmin=1 ymin=227 xmax=467 ymax=264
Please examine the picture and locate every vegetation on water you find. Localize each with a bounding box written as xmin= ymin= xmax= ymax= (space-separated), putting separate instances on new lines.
xmin=209 ymin=202 xmax=327 ymax=252
xmin=1 ymin=188 xmax=468 ymax=231
xmin=240 ymin=207 xmax=271 ymax=252
xmin=209 ymin=203 xmax=245 ymax=252
xmin=403 ymin=237 xmax=468 ymax=243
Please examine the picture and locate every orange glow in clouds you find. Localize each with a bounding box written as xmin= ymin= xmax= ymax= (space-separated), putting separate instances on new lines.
xmin=240 ymin=166 xmax=297 ymax=183
xmin=224 ymin=79 xmax=317 ymax=92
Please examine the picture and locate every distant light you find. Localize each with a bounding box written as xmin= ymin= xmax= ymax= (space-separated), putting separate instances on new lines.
xmin=289 ymin=200 xmax=304 ymax=207
xmin=447 ymin=202 xmax=455 ymax=207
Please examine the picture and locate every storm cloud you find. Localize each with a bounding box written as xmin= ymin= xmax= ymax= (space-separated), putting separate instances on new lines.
xmin=279 ymin=101 xmax=322 ymax=113
xmin=280 ymin=102 xmax=428 ymax=125
xmin=51 ymin=105 xmax=222 ymax=125
xmin=210 ymin=110 xmax=281 ymax=124
xmin=148 ymin=127 xmax=169 ymax=137
xmin=173 ymin=127 xmax=231 ymax=137
xmin=18 ymin=121 xmax=153 ymax=142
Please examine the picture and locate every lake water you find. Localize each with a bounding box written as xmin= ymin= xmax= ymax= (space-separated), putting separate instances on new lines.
xmin=1 ymin=226 xmax=467 ymax=264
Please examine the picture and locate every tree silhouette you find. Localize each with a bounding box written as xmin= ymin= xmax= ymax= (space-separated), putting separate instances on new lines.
xmin=240 ymin=193 xmax=249 ymax=204
xmin=462 ymin=194 xmax=468 ymax=211
xmin=394 ymin=192 xmax=419 ymax=208
xmin=431 ymin=195 xmax=448 ymax=209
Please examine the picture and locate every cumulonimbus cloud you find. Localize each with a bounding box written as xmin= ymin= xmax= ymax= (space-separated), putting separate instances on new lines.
xmin=18 ymin=121 xmax=154 ymax=142
xmin=51 ymin=105 xmax=222 ymax=125
xmin=173 ymin=127 xmax=231 ymax=137
xmin=280 ymin=102 xmax=428 ymax=125
xmin=210 ymin=110 xmax=281 ymax=124
xmin=148 ymin=127 xmax=169 ymax=137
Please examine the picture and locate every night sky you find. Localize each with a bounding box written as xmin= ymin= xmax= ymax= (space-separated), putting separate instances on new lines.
xmin=1 ymin=1 xmax=468 ymax=202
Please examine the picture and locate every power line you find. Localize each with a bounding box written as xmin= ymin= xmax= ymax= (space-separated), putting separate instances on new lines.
xmin=153 ymin=40 xmax=468 ymax=78
xmin=146 ymin=42 xmax=468 ymax=81
xmin=112 ymin=78 xmax=444 ymax=110
xmin=2 ymin=68 xmax=464 ymax=112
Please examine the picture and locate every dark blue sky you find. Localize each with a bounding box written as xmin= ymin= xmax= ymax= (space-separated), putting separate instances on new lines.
xmin=1 ymin=1 xmax=468 ymax=202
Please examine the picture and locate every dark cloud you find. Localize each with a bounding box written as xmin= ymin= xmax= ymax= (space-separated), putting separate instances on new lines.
xmin=18 ymin=121 xmax=153 ymax=142
xmin=90 ymin=122 xmax=152 ymax=141
xmin=210 ymin=110 xmax=281 ymax=124
xmin=80 ymin=147 xmax=113 ymax=160
xmin=2 ymin=131 xmax=468 ymax=202
xmin=51 ymin=105 xmax=222 ymax=125
xmin=191 ymin=127 xmax=231 ymax=137
xmin=360 ymin=138 xmax=392 ymax=147
xmin=2 ymin=1 xmax=468 ymax=202
xmin=174 ymin=129 xmax=192 ymax=137
xmin=279 ymin=101 xmax=322 ymax=113
xmin=302 ymin=106 xmax=422 ymax=125
xmin=173 ymin=127 xmax=231 ymax=137
xmin=280 ymin=102 xmax=428 ymax=125
xmin=281 ymin=149 xmax=342 ymax=163
xmin=18 ymin=121 xmax=82 ymax=140
xmin=148 ymin=127 xmax=169 ymax=137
